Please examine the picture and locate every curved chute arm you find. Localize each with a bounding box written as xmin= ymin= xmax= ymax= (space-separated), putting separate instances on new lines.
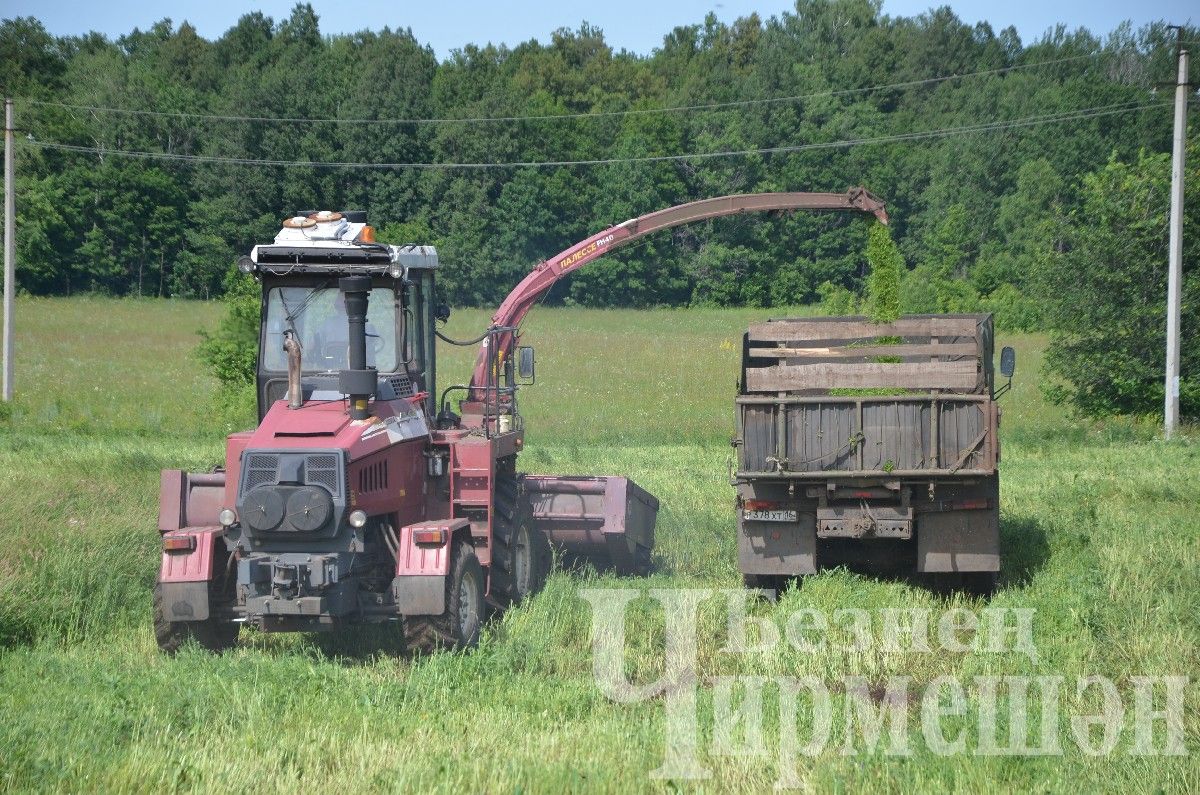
xmin=467 ymin=187 xmax=886 ymax=397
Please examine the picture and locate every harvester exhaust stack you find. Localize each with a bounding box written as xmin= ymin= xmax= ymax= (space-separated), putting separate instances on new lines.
xmin=283 ymin=330 xmax=303 ymax=410
xmin=338 ymin=275 xmax=375 ymax=420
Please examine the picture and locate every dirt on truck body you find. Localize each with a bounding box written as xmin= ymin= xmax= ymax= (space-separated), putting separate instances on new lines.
xmin=733 ymin=313 xmax=1014 ymax=595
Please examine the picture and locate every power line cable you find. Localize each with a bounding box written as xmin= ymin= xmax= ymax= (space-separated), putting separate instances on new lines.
xmin=21 ymin=99 xmax=1165 ymax=170
xmin=15 ymin=53 xmax=1102 ymax=126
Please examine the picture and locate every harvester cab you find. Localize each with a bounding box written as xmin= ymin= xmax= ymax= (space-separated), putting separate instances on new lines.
xmin=244 ymin=210 xmax=442 ymax=423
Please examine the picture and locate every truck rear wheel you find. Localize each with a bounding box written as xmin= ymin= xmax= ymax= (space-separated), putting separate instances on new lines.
xmin=489 ymin=471 xmax=550 ymax=607
xmin=927 ymin=571 xmax=999 ymax=598
xmin=743 ymin=573 xmax=792 ymax=598
xmin=403 ymin=540 xmax=484 ymax=654
xmin=153 ymin=584 xmax=238 ymax=655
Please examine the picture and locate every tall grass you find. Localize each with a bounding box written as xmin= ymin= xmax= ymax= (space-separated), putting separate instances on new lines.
xmin=0 ymin=297 xmax=1196 ymax=792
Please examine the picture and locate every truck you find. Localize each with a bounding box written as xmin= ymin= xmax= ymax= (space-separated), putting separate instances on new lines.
xmin=733 ymin=314 xmax=1015 ymax=594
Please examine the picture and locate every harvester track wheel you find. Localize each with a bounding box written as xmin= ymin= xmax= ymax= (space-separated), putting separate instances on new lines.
xmin=488 ymin=473 xmax=550 ymax=608
xmin=153 ymin=584 xmax=238 ymax=655
xmin=403 ymin=540 xmax=484 ymax=654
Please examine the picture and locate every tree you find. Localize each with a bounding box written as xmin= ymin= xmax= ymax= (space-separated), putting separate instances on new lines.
xmin=1039 ymin=147 xmax=1200 ymax=418
xmin=0 ymin=6 xmax=1192 ymax=313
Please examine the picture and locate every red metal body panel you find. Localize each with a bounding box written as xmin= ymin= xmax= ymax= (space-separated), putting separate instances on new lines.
xmin=348 ymin=438 xmax=426 ymax=518
xmin=395 ymin=519 xmax=469 ymax=577
xmin=224 ymin=432 xmax=253 ymax=507
xmin=242 ymin=397 xmax=430 ymax=469
xmin=159 ymin=528 xmax=221 ymax=583
xmin=523 ymin=475 xmax=659 ymax=574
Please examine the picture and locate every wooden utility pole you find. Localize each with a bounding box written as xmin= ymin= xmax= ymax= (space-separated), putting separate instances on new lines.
xmin=3 ymin=98 xmax=14 ymax=403
xmin=1165 ymin=32 xmax=1189 ymax=438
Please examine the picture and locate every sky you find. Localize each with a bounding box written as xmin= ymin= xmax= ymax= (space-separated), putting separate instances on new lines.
xmin=1 ymin=1 xmax=1194 ymax=57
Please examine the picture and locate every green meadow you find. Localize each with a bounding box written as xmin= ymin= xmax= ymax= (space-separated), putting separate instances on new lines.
xmin=0 ymin=296 xmax=1196 ymax=792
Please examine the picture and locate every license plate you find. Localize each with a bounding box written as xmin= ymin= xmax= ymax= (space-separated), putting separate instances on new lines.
xmin=743 ymin=509 xmax=798 ymax=522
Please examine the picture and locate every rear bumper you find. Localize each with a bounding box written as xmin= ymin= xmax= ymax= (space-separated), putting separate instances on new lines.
xmin=737 ymin=476 xmax=999 ymax=574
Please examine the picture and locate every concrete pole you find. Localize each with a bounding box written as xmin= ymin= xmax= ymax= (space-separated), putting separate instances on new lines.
xmin=3 ymin=98 xmax=14 ymax=402
xmin=1165 ymin=47 xmax=1189 ymax=438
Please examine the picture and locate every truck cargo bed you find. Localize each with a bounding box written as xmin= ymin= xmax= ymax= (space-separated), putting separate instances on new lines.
xmin=737 ymin=313 xmax=997 ymax=479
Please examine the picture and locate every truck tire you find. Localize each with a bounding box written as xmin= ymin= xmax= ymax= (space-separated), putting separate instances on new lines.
xmin=489 ymin=470 xmax=550 ymax=607
xmin=926 ymin=571 xmax=999 ymax=598
xmin=742 ymin=573 xmax=790 ymax=598
xmin=403 ymin=540 xmax=484 ymax=654
xmin=153 ymin=584 xmax=238 ymax=655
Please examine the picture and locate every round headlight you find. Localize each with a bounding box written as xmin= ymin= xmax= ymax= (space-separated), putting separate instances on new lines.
xmin=348 ymin=509 xmax=368 ymax=528
xmin=218 ymin=508 xmax=238 ymax=527
xmin=237 ymin=255 xmax=256 ymax=274
xmin=387 ymin=265 xmax=403 ymax=279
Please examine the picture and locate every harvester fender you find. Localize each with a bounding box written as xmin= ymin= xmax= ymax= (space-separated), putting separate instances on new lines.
xmin=392 ymin=518 xmax=470 ymax=615
xmin=158 ymin=529 xmax=224 ymax=622
xmin=158 ymin=469 xmax=226 ymax=532
xmin=159 ymin=529 xmax=222 ymax=583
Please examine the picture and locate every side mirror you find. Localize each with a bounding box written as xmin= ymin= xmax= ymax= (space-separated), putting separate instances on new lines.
xmin=1000 ymin=346 xmax=1016 ymax=379
xmin=435 ymin=302 xmax=451 ymax=323
xmin=517 ymin=346 xmax=536 ymax=382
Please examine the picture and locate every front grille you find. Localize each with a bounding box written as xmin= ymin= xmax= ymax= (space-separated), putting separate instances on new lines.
xmin=388 ymin=374 xmax=415 ymax=397
xmin=240 ymin=450 xmax=344 ymax=498
xmin=244 ymin=454 xmax=279 ymax=490
xmin=305 ymin=454 xmax=341 ymax=496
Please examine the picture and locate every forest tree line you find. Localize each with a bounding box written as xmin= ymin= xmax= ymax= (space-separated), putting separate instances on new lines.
xmin=1 ymin=1 xmax=1198 ymax=414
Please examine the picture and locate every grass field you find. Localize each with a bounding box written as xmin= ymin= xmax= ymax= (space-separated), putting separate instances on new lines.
xmin=0 ymin=296 xmax=1197 ymax=792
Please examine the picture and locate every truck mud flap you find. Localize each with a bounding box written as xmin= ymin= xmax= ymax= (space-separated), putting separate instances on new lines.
xmin=917 ymin=509 xmax=1000 ymax=572
xmin=522 ymin=475 xmax=659 ymax=576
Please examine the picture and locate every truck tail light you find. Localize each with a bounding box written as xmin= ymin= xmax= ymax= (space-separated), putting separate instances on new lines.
xmin=743 ymin=500 xmax=780 ymax=511
xmin=162 ymin=535 xmax=196 ymax=553
xmin=412 ymin=528 xmax=446 ymax=546
xmin=949 ymin=498 xmax=991 ymax=511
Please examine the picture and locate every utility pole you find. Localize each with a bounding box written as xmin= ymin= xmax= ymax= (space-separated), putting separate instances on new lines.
xmin=1165 ymin=31 xmax=1189 ymax=438
xmin=3 ymin=98 xmax=14 ymax=403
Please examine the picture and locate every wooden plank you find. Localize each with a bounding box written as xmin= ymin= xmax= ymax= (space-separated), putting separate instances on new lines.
xmin=748 ymin=343 xmax=977 ymax=359
xmin=748 ymin=316 xmax=980 ymax=342
xmin=745 ymin=361 xmax=978 ymax=392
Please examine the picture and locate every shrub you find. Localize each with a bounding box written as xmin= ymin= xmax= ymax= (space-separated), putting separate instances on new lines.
xmin=816 ymin=280 xmax=858 ymax=316
xmin=195 ymin=268 xmax=258 ymax=388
